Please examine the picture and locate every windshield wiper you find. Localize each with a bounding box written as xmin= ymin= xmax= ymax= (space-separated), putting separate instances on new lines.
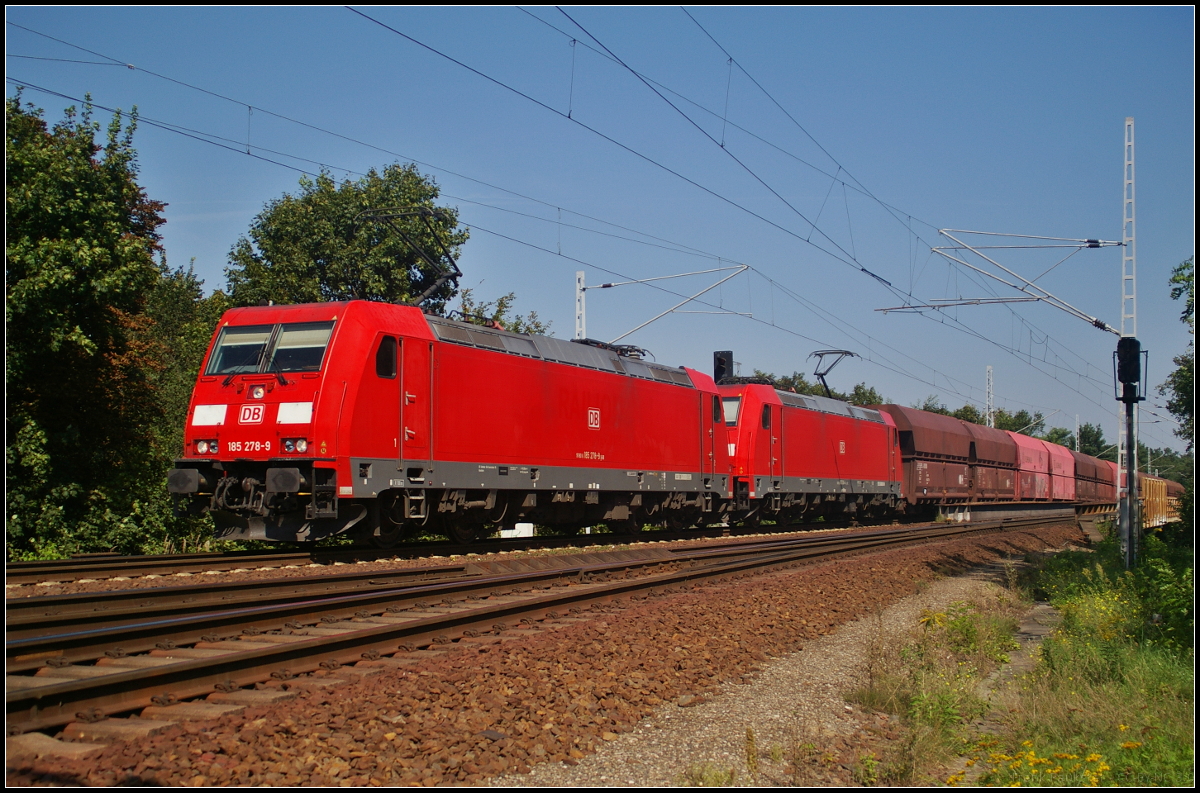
xmin=269 ymin=357 xmax=290 ymax=386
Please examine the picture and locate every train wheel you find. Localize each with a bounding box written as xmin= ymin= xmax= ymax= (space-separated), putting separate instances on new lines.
xmin=370 ymin=521 xmax=406 ymax=549
xmin=609 ymin=518 xmax=642 ymax=536
xmin=448 ymin=521 xmax=483 ymax=544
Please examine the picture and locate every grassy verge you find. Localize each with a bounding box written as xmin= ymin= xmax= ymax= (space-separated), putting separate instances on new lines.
xmin=844 ymin=585 xmax=1026 ymax=783
xmin=965 ymin=530 xmax=1194 ymax=787
xmin=843 ymin=525 xmax=1194 ymax=787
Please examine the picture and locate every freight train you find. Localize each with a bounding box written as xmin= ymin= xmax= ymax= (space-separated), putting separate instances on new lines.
xmin=168 ymin=300 xmax=1180 ymax=544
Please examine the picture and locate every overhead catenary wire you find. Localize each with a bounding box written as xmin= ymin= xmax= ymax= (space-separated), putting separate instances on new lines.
xmin=8 ymin=74 xmax=1142 ymax=437
xmin=553 ymin=7 xmax=895 ymax=292
xmin=6 ymin=16 xmax=1114 ymax=399
xmin=668 ymin=9 xmax=1139 ymax=413
xmin=6 ymin=23 xmax=1181 ymax=448
xmin=527 ymin=8 xmax=1124 ymax=408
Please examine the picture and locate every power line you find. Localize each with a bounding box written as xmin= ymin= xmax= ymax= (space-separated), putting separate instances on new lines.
xmin=7 ymin=16 xmax=1111 ymax=396
xmin=6 ymin=75 xmax=1112 ymax=426
xmin=523 ymin=8 xmax=1124 ymax=412
xmin=466 ymin=219 xmax=993 ymax=405
xmin=345 ymin=7 xmax=901 ymax=286
xmin=554 ymin=7 xmax=895 ymax=292
xmin=671 ymin=8 xmax=1136 ymax=415
xmin=6 ymin=78 xmax=326 ymax=177
xmin=347 ymin=7 xmax=1116 ymax=407
xmin=9 ymin=70 xmax=1120 ymax=426
xmin=7 ymin=22 xmax=1174 ymax=445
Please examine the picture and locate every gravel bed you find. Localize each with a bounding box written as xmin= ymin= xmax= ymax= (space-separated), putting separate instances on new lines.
xmin=5 ymin=523 xmax=1082 ymax=787
xmin=494 ymin=565 xmax=1018 ymax=786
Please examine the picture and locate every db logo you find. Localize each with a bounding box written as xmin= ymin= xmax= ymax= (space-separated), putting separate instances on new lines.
xmin=587 ymin=408 xmax=601 ymax=430
xmin=239 ymin=404 xmax=265 ymax=425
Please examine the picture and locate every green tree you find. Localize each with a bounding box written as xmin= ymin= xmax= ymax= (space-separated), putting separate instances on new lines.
xmin=756 ymin=370 xmax=821 ymax=395
xmin=1140 ymin=445 xmax=1193 ymax=485
xmin=1158 ymin=254 xmax=1195 ymax=538
xmin=455 ymin=287 xmax=551 ymax=336
xmin=142 ymin=261 xmax=229 ymax=467
xmin=1042 ymin=426 xmax=1074 ymax=448
xmin=993 ymin=408 xmax=1045 ymax=437
xmin=951 ymin=404 xmax=984 ymax=425
xmin=847 ymin=382 xmax=886 ymax=407
xmin=750 ymin=370 xmax=885 ymax=406
xmin=1160 ymin=255 xmax=1194 ymax=452
xmin=226 ymin=165 xmax=468 ymax=312
xmin=1077 ymin=422 xmax=1114 ymax=460
xmin=913 ymin=395 xmax=951 ymax=415
xmin=6 ymin=94 xmax=167 ymax=557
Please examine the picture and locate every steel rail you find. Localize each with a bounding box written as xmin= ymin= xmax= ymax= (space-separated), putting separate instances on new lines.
xmin=5 ymin=561 xmax=479 ymax=635
xmin=2 ymin=515 xmax=938 ymax=585
xmin=4 ymin=518 xmax=1046 ymax=732
xmin=6 ymin=519 xmax=1028 ymax=649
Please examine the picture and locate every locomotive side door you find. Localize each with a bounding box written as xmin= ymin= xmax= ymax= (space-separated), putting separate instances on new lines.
xmin=763 ymin=403 xmax=782 ymax=482
xmin=773 ymin=407 xmax=782 ymax=483
xmin=360 ymin=334 xmax=399 ymax=461
xmin=399 ymin=339 xmax=434 ymax=478
xmin=704 ymin=393 xmax=719 ymax=484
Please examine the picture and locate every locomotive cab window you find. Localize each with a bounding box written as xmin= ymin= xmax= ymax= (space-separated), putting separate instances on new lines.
xmin=376 ymin=336 xmax=397 ymax=378
xmin=206 ymin=320 xmax=336 ymax=376
xmin=205 ymin=324 xmax=274 ymax=375
xmin=267 ymin=322 xmax=335 ymax=373
xmin=712 ymin=395 xmax=722 ymax=423
xmin=761 ymin=404 xmax=772 ymax=429
xmin=722 ymin=396 xmax=741 ymax=427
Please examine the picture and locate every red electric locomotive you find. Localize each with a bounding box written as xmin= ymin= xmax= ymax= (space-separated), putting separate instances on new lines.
xmin=718 ymin=384 xmax=902 ymax=523
xmin=169 ymin=300 xmax=730 ymax=544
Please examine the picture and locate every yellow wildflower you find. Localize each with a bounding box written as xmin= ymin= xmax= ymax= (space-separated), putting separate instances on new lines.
xmin=1120 ymin=741 xmax=1143 ymax=750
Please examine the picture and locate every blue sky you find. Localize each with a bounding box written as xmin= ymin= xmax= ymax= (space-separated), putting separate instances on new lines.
xmin=6 ymin=6 xmax=1195 ymax=453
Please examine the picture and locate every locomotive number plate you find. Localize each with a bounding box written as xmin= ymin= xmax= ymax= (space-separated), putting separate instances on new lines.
xmin=227 ymin=440 xmax=272 ymax=453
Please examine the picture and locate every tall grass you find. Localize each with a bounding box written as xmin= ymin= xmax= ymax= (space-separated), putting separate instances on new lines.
xmin=973 ymin=531 xmax=1194 ymax=787
xmin=846 ymin=589 xmax=1024 ymax=783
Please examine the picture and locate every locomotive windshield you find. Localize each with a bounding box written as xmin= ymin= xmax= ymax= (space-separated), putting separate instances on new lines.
xmin=266 ymin=322 xmax=335 ymax=372
xmin=205 ymin=324 xmax=273 ymax=375
xmin=722 ymin=396 xmax=741 ymax=426
xmin=206 ymin=321 xmax=336 ymax=375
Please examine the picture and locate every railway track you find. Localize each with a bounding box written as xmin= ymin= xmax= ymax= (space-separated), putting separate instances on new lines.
xmin=2 ymin=518 xmax=912 ymax=587
xmin=5 ymin=517 xmax=1054 ymax=734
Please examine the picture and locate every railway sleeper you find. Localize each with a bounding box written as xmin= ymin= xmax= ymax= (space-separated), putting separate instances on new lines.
xmin=6 ymin=520 xmax=1044 ymax=735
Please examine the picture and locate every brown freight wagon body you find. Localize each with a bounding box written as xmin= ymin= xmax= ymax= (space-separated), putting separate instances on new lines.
xmin=1045 ymin=442 xmax=1076 ymax=501
xmin=873 ymin=405 xmax=1016 ymax=504
xmin=1070 ymin=450 xmax=1109 ymax=502
xmin=1104 ymin=461 xmax=1121 ymax=502
xmin=1008 ymin=432 xmax=1051 ymax=500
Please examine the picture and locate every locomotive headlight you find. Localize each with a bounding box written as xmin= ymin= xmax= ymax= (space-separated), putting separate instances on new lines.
xmin=283 ymin=439 xmax=296 ymax=453
xmin=295 ymin=439 xmax=308 ymax=453
xmin=196 ymin=440 xmax=209 ymax=454
xmin=250 ymin=385 xmax=266 ymax=399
